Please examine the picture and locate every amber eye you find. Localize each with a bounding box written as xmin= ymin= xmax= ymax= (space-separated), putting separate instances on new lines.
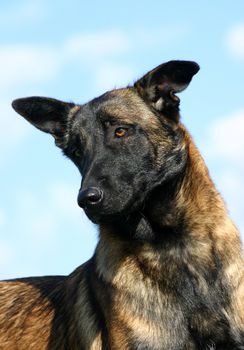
xmin=114 ymin=127 xmax=127 ymax=138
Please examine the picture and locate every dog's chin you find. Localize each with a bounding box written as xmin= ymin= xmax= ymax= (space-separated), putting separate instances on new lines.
xmin=83 ymin=206 xmax=132 ymax=225
xmin=83 ymin=209 xmax=120 ymax=224
xmin=85 ymin=212 xmax=100 ymax=224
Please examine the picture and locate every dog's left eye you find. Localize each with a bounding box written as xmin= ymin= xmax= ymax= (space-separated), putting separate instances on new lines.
xmin=73 ymin=149 xmax=81 ymax=157
xmin=114 ymin=127 xmax=128 ymax=138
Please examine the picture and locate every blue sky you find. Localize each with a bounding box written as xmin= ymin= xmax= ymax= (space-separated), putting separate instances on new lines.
xmin=0 ymin=0 xmax=244 ymax=279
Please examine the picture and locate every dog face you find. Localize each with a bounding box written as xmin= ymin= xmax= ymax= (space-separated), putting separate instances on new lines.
xmin=12 ymin=60 xmax=199 ymax=224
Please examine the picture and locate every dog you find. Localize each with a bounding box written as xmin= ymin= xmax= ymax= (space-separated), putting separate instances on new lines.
xmin=0 ymin=60 xmax=243 ymax=349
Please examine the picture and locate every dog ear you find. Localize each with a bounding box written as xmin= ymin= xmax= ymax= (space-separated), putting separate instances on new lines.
xmin=12 ymin=97 xmax=76 ymax=146
xmin=134 ymin=60 xmax=199 ymax=122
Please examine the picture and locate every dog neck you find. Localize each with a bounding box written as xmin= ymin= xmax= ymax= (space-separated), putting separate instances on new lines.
xmin=145 ymin=132 xmax=227 ymax=236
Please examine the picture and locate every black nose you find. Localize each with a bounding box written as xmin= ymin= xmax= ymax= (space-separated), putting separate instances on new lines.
xmin=77 ymin=187 xmax=103 ymax=208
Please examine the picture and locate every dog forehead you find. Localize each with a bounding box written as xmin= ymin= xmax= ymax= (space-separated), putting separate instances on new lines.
xmin=89 ymin=88 xmax=159 ymax=126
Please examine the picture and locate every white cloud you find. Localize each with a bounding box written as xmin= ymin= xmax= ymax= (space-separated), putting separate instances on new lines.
xmin=65 ymin=26 xmax=187 ymax=62
xmin=0 ymin=31 xmax=131 ymax=95
xmin=131 ymin=26 xmax=189 ymax=49
xmin=64 ymin=31 xmax=136 ymax=94
xmin=0 ymin=45 xmax=61 ymax=92
xmin=66 ymin=31 xmax=130 ymax=59
xmin=64 ymin=25 xmax=189 ymax=91
xmin=226 ymin=23 xmax=244 ymax=60
xmin=94 ymin=62 xmax=134 ymax=92
xmin=0 ymin=26 xmax=187 ymax=95
xmin=203 ymin=110 xmax=244 ymax=240
xmin=0 ymin=44 xmax=63 ymax=156
xmin=206 ymin=110 xmax=244 ymax=164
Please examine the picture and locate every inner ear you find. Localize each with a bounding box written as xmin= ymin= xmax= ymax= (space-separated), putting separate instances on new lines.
xmin=134 ymin=60 xmax=199 ymax=122
xmin=12 ymin=96 xmax=76 ymax=146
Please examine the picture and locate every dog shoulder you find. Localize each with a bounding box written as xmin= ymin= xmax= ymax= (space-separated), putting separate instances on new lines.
xmin=0 ymin=264 xmax=90 ymax=349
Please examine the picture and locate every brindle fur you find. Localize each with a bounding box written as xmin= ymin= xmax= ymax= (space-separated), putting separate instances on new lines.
xmin=0 ymin=60 xmax=243 ymax=349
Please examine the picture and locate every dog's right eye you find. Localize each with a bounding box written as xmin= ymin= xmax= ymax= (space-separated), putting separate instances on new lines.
xmin=114 ymin=127 xmax=127 ymax=138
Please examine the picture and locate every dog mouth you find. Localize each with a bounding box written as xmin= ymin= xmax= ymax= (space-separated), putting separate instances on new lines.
xmin=84 ymin=210 xmax=103 ymax=224
xmin=79 ymin=179 xmax=155 ymax=225
xmin=83 ymin=207 xmax=125 ymax=224
xmin=82 ymin=193 xmax=147 ymax=225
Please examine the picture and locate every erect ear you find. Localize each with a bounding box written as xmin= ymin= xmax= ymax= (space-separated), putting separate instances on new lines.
xmin=134 ymin=60 xmax=199 ymax=122
xmin=12 ymin=96 xmax=76 ymax=147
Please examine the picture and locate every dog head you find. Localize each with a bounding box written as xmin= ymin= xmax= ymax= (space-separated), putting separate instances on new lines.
xmin=12 ymin=60 xmax=199 ymax=225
